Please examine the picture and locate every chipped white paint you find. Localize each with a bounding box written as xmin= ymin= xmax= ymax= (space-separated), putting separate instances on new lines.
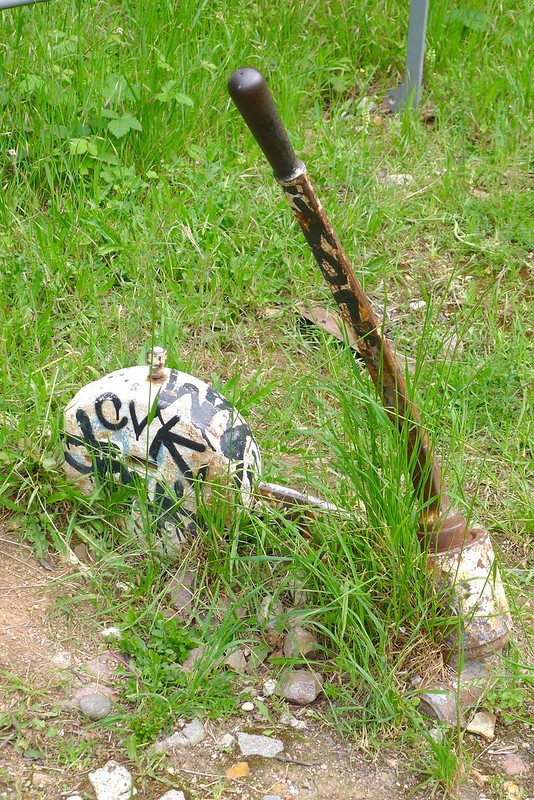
xmin=429 ymin=531 xmax=512 ymax=654
xmin=63 ymin=364 xmax=261 ymax=553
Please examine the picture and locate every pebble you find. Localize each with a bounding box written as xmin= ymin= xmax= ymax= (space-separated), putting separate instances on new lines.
xmin=50 ymin=650 xmax=72 ymax=668
xmin=283 ymin=625 xmax=319 ymax=659
xmin=167 ymin=569 xmax=196 ymax=616
xmin=181 ymin=645 xmax=205 ymax=672
xmin=152 ymin=719 xmax=205 ymax=752
xmin=263 ymin=796 xmax=283 ymax=800
xmin=182 ymin=718 xmax=205 ymax=745
xmin=157 ymin=792 xmax=186 ymax=800
xmin=217 ymin=733 xmax=235 ymax=749
xmin=241 ymin=701 xmax=255 ymax=712
xmin=89 ymin=760 xmax=136 ymax=800
xmin=101 ymin=626 xmax=121 ymax=641
xmin=237 ymin=732 xmax=284 ymax=758
xmin=498 ymin=753 xmax=530 ymax=776
xmin=263 ymin=679 xmax=277 ymax=697
xmin=72 ymin=683 xmax=116 ymax=707
xmin=503 ymin=781 xmax=521 ymax=800
xmin=279 ymin=711 xmax=307 ymax=730
xmin=277 ymin=669 xmax=322 ymax=705
xmin=31 ymin=772 xmax=53 ymax=789
xmin=66 ymin=796 xmax=83 ymax=800
xmin=466 ymin=711 xmax=496 ymax=740
xmin=225 ymin=649 xmax=248 ymax=673
xmin=84 ymin=654 xmax=114 ymax=680
xmin=379 ymin=172 xmax=415 ymax=188
xmin=79 ymin=692 xmax=112 ymax=720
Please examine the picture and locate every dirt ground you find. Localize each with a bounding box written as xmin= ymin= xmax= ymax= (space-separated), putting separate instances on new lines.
xmin=0 ymin=525 xmax=532 ymax=800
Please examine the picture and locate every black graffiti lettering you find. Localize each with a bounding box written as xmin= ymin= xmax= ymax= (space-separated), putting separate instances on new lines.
xmin=148 ymin=413 xmax=207 ymax=468
xmin=129 ymin=400 xmax=149 ymax=440
xmin=71 ymin=409 xmax=133 ymax=484
xmin=95 ymin=393 xmax=128 ymax=431
xmin=153 ymin=480 xmax=197 ymax=540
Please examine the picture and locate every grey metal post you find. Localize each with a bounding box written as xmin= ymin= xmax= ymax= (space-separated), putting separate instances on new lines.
xmin=386 ymin=0 xmax=429 ymax=113
xmin=0 ymin=0 xmax=47 ymax=8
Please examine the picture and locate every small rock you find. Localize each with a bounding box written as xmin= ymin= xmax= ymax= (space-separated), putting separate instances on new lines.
xmin=167 ymin=569 xmax=196 ymax=616
xmin=258 ymin=594 xmax=284 ymax=629
xmin=378 ymin=172 xmax=415 ymax=188
xmin=101 ymin=626 xmax=121 ymax=641
xmin=31 ymin=772 xmax=53 ymax=789
xmin=470 ymin=767 xmax=489 ymax=785
xmin=181 ymin=646 xmax=205 ymax=672
xmin=276 ymin=669 xmax=322 ymax=705
xmin=466 ymin=711 xmax=496 ymax=740
xmin=418 ymin=687 xmax=457 ymax=724
xmin=498 ymin=753 xmax=530 ymax=776
xmin=66 ymin=796 xmax=83 ymax=800
xmin=263 ymin=679 xmax=277 ymax=697
xmin=84 ymin=654 xmax=114 ymax=680
xmin=50 ymin=650 xmax=72 ymax=668
xmin=356 ymin=97 xmax=378 ymax=113
xmin=503 ymin=781 xmax=521 ymax=800
xmin=225 ymin=762 xmax=249 ymax=779
xmin=428 ymin=727 xmax=444 ymax=743
xmin=182 ymin=718 xmax=205 ymax=745
xmin=263 ymin=796 xmax=283 ymax=800
xmin=283 ymin=625 xmax=319 ymax=659
xmin=241 ymin=701 xmax=255 ymax=712
xmin=225 ymin=649 xmax=248 ymax=673
xmin=216 ymin=733 xmax=235 ymax=749
xmin=158 ymin=792 xmax=186 ymax=800
xmin=279 ymin=711 xmax=307 ymax=729
xmin=245 ymin=642 xmax=270 ymax=673
xmin=237 ymin=732 xmax=284 ymax=758
xmin=152 ymin=719 xmax=205 ymax=752
xmin=73 ymin=542 xmax=92 ymax=563
xmin=72 ymin=683 xmax=117 ymax=707
xmin=79 ymin=692 xmax=112 ymax=720
xmin=89 ymin=760 xmax=135 ymax=800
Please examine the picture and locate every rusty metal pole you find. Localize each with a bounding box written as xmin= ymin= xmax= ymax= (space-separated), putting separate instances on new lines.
xmin=228 ymin=67 xmax=512 ymax=656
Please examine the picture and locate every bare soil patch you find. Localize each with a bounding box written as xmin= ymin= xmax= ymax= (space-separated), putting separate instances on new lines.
xmin=0 ymin=524 xmax=532 ymax=800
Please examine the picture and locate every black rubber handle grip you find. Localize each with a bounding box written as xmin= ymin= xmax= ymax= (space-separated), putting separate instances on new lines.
xmin=228 ymin=67 xmax=304 ymax=182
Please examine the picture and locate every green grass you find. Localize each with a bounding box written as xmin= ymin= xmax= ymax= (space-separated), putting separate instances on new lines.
xmin=0 ymin=0 xmax=532 ymax=794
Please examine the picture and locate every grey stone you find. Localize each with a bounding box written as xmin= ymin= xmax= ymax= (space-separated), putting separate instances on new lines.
xmin=181 ymin=645 xmax=205 ymax=672
xmin=283 ymin=625 xmax=319 ymax=659
xmin=236 ymin=732 xmax=284 ymax=758
xmin=417 ymin=686 xmax=457 ymax=724
xmin=158 ymin=792 xmax=186 ymax=800
xmin=466 ymin=711 xmax=496 ymax=740
xmin=263 ymin=796 xmax=283 ymax=800
xmin=72 ymin=683 xmax=116 ymax=707
xmin=379 ymin=172 xmax=415 ymax=188
xmin=498 ymin=753 xmax=530 ymax=776
xmin=152 ymin=731 xmax=190 ymax=752
xmin=225 ymin=648 xmax=248 ymax=673
xmin=279 ymin=711 xmax=307 ymax=730
xmin=216 ymin=733 xmax=235 ymax=749
xmin=79 ymin=692 xmax=112 ymax=720
xmin=182 ymin=718 xmax=205 ymax=745
xmin=50 ymin=650 xmax=72 ymax=668
xmin=277 ymin=669 xmax=322 ymax=705
xmin=258 ymin=594 xmax=284 ymax=629
xmin=88 ymin=760 xmax=135 ymax=800
xmin=152 ymin=719 xmax=205 ymax=753
xmin=167 ymin=569 xmax=196 ymax=615
xmin=84 ymin=654 xmax=114 ymax=681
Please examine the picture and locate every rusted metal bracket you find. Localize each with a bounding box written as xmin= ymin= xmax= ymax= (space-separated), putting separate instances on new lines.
xmin=228 ymin=67 xmax=512 ymax=658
